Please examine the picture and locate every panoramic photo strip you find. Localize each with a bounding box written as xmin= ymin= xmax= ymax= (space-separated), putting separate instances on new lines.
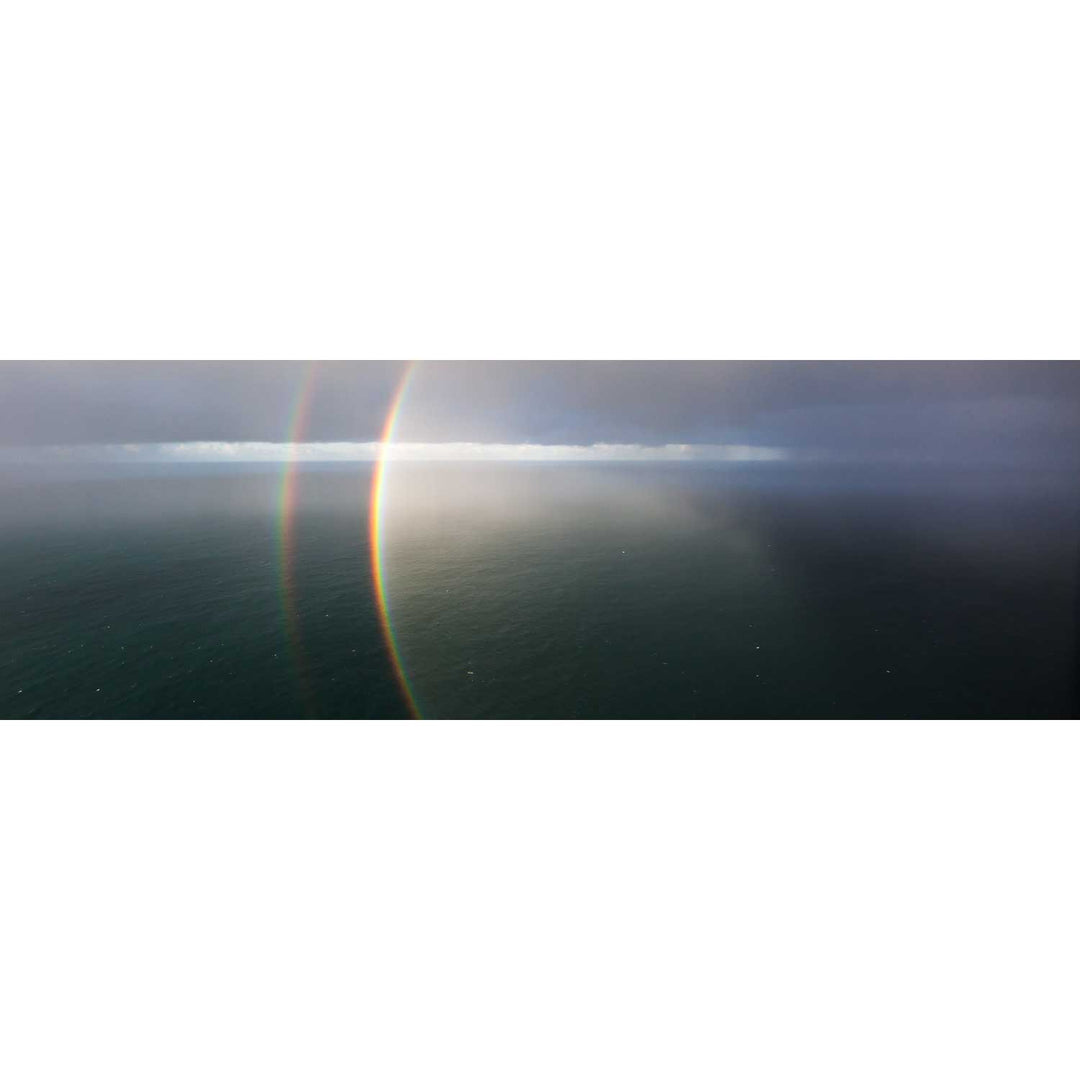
xmin=2 ymin=360 xmax=1078 ymax=719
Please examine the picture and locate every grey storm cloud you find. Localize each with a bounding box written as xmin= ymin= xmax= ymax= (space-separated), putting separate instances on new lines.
xmin=2 ymin=360 xmax=1080 ymax=466
xmin=0 ymin=361 xmax=406 ymax=446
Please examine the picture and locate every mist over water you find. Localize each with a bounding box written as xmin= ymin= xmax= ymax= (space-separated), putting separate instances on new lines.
xmin=1 ymin=461 xmax=1077 ymax=718
xmin=381 ymin=462 xmax=1078 ymax=719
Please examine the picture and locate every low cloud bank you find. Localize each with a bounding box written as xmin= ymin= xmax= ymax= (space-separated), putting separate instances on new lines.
xmin=1 ymin=441 xmax=792 ymax=464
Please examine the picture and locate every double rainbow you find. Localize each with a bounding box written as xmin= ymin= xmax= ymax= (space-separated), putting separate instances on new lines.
xmin=277 ymin=361 xmax=423 ymax=718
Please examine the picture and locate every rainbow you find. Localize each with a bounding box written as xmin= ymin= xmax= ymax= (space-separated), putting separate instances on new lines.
xmin=369 ymin=361 xmax=424 ymax=719
xmin=277 ymin=361 xmax=320 ymax=715
xmin=277 ymin=360 xmax=423 ymax=719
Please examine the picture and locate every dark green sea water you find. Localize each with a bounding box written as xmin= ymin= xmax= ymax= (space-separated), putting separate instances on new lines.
xmin=2 ymin=463 xmax=1077 ymax=718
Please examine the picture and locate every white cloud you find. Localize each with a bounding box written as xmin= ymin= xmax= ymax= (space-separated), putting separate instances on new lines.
xmin=1 ymin=441 xmax=791 ymax=464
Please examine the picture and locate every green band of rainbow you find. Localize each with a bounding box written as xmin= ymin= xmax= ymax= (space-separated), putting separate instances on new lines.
xmin=369 ymin=362 xmax=424 ymax=719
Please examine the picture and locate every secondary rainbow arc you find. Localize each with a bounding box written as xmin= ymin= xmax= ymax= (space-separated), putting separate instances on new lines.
xmin=277 ymin=360 xmax=320 ymax=714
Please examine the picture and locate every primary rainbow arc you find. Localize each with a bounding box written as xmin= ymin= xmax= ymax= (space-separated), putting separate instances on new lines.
xmin=369 ymin=362 xmax=424 ymax=719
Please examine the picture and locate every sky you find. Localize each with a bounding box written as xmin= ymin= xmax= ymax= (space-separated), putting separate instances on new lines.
xmin=2 ymin=360 xmax=1080 ymax=466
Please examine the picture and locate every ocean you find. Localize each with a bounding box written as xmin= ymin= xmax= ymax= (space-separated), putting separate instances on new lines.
xmin=2 ymin=462 xmax=1077 ymax=719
